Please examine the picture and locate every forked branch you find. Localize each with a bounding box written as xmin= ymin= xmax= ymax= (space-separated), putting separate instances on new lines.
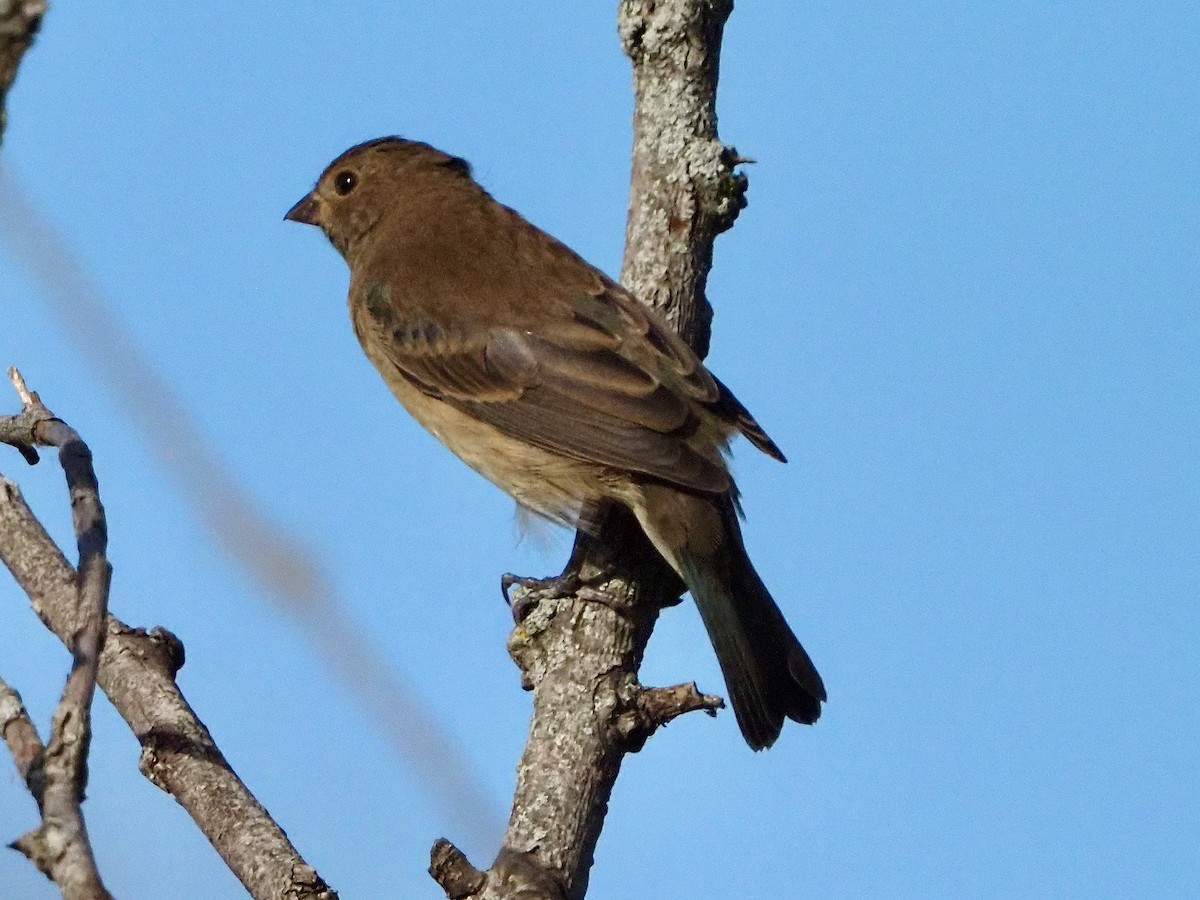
xmin=0 ymin=369 xmax=337 ymax=900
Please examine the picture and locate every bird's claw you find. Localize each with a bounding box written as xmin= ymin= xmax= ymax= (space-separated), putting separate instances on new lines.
xmin=502 ymin=567 xmax=625 ymax=622
xmin=502 ymin=571 xmax=582 ymax=622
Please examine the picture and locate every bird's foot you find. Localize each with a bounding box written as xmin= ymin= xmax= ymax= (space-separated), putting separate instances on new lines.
xmin=502 ymin=567 xmax=617 ymax=623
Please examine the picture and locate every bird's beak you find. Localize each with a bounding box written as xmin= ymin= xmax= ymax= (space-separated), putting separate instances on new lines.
xmin=284 ymin=192 xmax=321 ymax=225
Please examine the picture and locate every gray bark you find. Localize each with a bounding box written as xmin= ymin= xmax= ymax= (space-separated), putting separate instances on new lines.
xmin=430 ymin=2 xmax=747 ymax=898
xmin=0 ymin=374 xmax=337 ymax=900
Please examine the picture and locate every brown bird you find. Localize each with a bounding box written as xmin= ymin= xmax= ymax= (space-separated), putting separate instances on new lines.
xmin=286 ymin=137 xmax=825 ymax=749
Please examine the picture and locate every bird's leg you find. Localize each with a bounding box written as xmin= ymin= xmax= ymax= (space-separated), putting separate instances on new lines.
xmin=502 ymin=520 xmax=619 ymax=622
xmin=501 ymin=568 xmax=619 ymax=623
xmin=501 ymin=502 xmax=687 ymax=620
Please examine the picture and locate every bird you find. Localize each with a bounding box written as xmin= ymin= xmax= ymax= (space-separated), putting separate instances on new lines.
xmin=285 ymin=136 xmax=825 ymax=749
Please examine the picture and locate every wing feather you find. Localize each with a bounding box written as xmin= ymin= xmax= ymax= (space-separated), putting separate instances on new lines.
xmin=364 ymin=281 xmax=781 ymax=493
xmin=379 ymin=313 xmax=728 ymax=492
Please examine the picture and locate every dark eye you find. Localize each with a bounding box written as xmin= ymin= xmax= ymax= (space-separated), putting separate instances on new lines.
xmin=334 ymin=170 xmax=357 ymax=195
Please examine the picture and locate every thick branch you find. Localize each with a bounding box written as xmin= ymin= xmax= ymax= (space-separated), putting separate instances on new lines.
xmin=0 ymin=374 xmax=337 ymax=900
xmin=430 ymin=2 xmax=744 ymax=898
xmin=618 ymin=0 xmax=744 ymax=350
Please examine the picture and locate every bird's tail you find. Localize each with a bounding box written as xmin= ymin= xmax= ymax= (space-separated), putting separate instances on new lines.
xmin=647 ymin=491 xmax=826 ymax=750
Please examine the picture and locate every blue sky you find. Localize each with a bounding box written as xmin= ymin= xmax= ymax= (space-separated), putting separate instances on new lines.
xmin=1 ymin=3 xmax=1197 ymax=898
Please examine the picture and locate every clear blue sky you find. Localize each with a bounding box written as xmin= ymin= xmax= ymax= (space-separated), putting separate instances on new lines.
xmin=2 ymin=3 xmax=1197 ymax=898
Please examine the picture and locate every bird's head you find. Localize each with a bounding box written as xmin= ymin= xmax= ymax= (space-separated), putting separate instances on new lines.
xmin=285 ymin=136 xmax=474 ymax=259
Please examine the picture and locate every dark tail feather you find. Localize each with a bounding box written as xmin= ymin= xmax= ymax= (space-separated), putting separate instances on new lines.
xmin=678 ymin=497 xmax=826 ymax=750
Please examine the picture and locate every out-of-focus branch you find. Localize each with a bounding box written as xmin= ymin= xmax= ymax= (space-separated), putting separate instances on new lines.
xmin=1 ymin=368 xmax=112 ymax=898
xmin=0 ymin=371 xmax=336 ymax=899
xmin=0 ymin=166 xmax=500 ymax=847
xmin=0 ymin=0 xmax=45 ymax=145
xmin=429 ymin=2 xmax=746 ymax=898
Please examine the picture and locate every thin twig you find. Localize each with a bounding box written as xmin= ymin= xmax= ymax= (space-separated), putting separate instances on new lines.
xmin=2 ymin=367 xmax=113 ymax=898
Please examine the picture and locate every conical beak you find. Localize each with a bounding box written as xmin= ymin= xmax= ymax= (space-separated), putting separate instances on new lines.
xmin=284 ymin=192 xmax=320 ymax=225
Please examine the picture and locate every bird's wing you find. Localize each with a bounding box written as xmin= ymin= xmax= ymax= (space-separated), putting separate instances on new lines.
xmin=594 ymin=288 xmax=787 ymax=464
xmin=376 ymin=288 xmax=736 ymax=493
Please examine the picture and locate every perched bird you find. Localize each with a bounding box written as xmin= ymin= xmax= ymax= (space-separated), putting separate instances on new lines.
xmin=286 ymin=137 xmax=825 ymax=749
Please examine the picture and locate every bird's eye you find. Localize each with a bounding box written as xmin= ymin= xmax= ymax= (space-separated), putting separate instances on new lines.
xmin=334 ymin=170 xmax=358 ymax=196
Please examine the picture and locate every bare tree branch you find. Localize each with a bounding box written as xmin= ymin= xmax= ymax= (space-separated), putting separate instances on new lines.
xmin=0 ymin=372 xmax=337 ymax=900
xmin=0 ymin=677 xmax=45 ymax=797
xmin=1 ymin=368 xmax=112 ymax=898
xmin=430 ymin=1 xmax=746 ymax=897
xmin=0 ymin=493 xmax=338 ymax=899
xmin=618 ymin=0 xmax=745 ymax=345
xmin=0 ymin=0 xmax=45 ymax=145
